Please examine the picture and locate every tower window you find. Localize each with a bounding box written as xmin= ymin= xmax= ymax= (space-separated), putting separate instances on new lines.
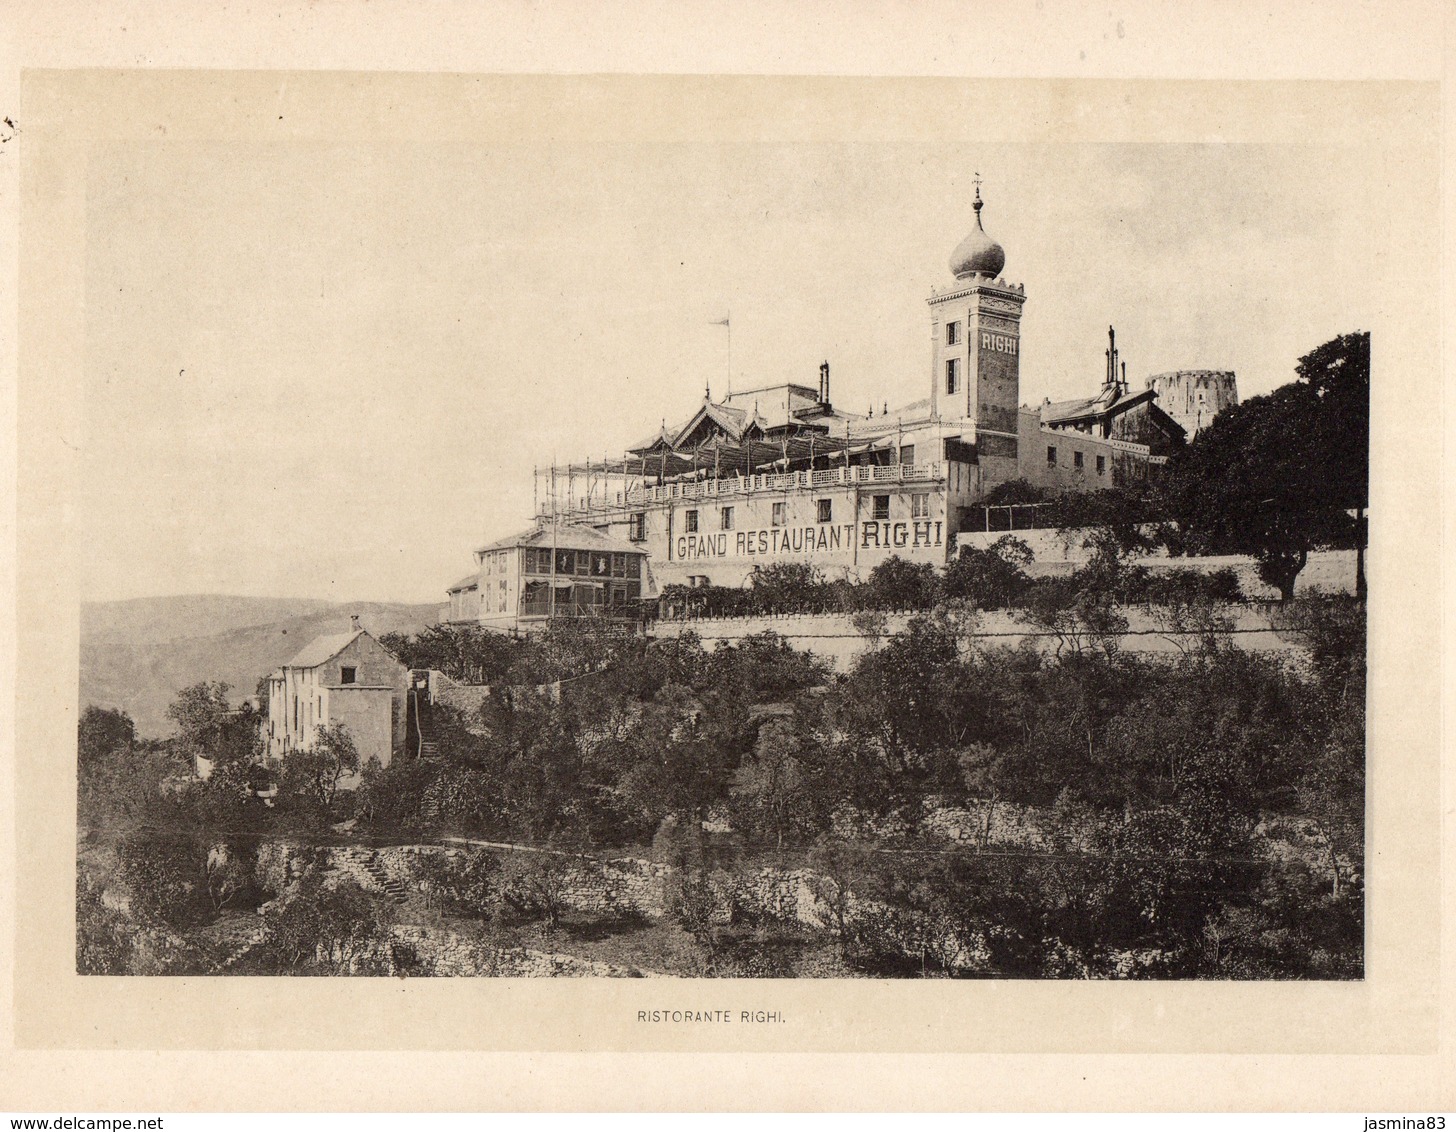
xmin=771 ymin=502 xmax=786 ymax=527
xmin=872 ymin=495 xmax=890 ymax=521
xmin=816 ymin=499 xmax=833 ymax=524
xmin=1096 ymin=455 xmax=1106 ymax=474
xmin=946 ymin=321 xmax=961 ymax=346
xmin=899 ymin=444 xmax=915 ymax=466
xmin=911 ymin=493 xmax=930 ymax=519
xmin=685 ymin=509 xmax=699 ymax=533
xmin=628 ymin=513 xmax=646 ymax=541
xmin=946 ymin=358 xmax=960 ymax=395
xmin=720 ymin=506 xmax=734 ymax=531
xmin=1073 ymin=451 xmax=1084 ymax=469
xmin=341 ymin=666 xmax=356 ymax=685
xmin=1047 ymin=446 xmax=1057 ymax=467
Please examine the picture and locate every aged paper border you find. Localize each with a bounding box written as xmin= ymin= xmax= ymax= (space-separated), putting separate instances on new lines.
xmin=4 ymin=2 xmax=1452 ymax=1113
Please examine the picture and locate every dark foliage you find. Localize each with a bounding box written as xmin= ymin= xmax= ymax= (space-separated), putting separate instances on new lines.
xmin=1163 ymin=332 xmax=1368 ymax=600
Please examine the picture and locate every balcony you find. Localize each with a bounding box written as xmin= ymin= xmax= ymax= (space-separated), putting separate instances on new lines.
xmin=539 ymin=463 xmax=946 ymax=519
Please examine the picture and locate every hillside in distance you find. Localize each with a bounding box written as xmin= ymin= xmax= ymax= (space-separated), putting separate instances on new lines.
xmin=80 ymin=595 xmax=441 ymax=739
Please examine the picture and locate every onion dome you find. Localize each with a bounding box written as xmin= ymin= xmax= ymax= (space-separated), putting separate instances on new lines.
xmin=949 ymin=184 xmax=1006 ymax=280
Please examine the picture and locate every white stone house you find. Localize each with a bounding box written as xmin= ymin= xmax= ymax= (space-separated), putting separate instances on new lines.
xmin=265 ymin=618 xmax=409 ymax=779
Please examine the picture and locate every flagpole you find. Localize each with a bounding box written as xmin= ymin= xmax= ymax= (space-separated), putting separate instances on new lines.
xmin=710 ymin=313 xmax=732 ymax=400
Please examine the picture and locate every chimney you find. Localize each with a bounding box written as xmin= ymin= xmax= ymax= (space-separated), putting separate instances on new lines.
xmin=819 ymin=361 xmax=830 ymax=404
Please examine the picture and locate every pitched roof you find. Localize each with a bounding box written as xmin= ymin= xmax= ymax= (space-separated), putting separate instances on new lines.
xmin=446 ymin=573 xmax=479 ymax=593
xmin=476 ymin=523 xmax=645 ymax=557
xmin=285 ymin=629 xmax=365 ymax=669
xmin=1042 ymin=386 xmax=1157 ymax=427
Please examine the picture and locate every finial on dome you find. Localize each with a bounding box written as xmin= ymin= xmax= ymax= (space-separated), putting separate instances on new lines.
xmin=950 ymin=177 xmax=1006 ymax=280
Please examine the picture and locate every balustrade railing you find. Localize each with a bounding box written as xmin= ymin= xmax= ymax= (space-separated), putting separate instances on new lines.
xmin=538 ymin=462 xmax=947 ymax=517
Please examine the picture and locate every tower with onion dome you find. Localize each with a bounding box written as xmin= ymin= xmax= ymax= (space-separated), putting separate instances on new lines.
xmin=927 ymin=179 xmax=1027 ymax=479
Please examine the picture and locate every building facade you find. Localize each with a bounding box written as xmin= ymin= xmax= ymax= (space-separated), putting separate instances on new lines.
xmin=265 ymin=620 xmax=409 ymax=773
xmin=446 ymin=524 xmax=651 ymax=630
xmin=447 ymin=187 xmax=1223 ymax=597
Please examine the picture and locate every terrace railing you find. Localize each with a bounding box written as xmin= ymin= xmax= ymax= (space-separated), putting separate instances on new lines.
xmin=539 ymin=462 xmax=946 ymax=518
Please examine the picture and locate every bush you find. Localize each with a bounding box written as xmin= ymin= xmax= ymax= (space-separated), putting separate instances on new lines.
xmin=77 ymin=869 xmax=134 ymax=974
xmin=1118 ymin=566 xmax=1244 ymax=606
xmin=747 ymin=563 xmax=833 ymax=614
xmin=257 ymin=875 xmax=394 ymax=973
xmin=943 ymin=536 xmax=1034 ymax=609
xmin=116 ymin=832 xmax=212 ymax=929
xmin=417 ymin=848 xmax=500 ymax=917
xmin=860 ymin=557 xmax=941 ymax=611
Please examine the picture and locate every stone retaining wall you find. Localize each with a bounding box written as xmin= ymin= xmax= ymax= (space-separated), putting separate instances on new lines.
xmin=652 ymin=604 xmax=1303 ymax=669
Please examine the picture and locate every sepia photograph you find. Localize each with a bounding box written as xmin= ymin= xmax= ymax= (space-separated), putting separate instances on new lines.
xmin=68 ymin=100 xmax=1377 ymax=983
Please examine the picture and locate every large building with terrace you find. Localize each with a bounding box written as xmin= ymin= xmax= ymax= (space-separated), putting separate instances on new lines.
xmin=444 ymin=186 xmax=1217 ymax=618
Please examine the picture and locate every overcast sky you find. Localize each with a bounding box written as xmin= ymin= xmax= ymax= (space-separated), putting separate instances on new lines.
xmin=80 ymin=135 xmax=1388 ymax=604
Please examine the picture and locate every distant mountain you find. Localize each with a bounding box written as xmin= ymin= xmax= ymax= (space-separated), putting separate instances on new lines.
xmin=80 ymin=596 xmax=441 ymax=738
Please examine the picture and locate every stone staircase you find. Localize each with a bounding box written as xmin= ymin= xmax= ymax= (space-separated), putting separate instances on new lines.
xmin=333 ymin=846 xmax=411 ymax=904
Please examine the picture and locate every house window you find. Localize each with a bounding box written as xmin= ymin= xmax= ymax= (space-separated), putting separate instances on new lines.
xmin=575 ymin=552 xmax=591 ymax=577
xmin=1073 ymin=451 xmax=1084 ymax=469
xmin=872 ymin=494 xmax=890 ymax=521
xmin=720 ymin=506 xmax=734 ymax=531
xmin=556 ymin=549 xmax=576 ymax=574
xmin=611 ymin=552 xmax=626 ymax=578
xmin=685 ymin=509 xmax=699 ymax=533
xmin=899 ymin=444 xmax=915 ymax=466
xmin=341 ymin=666 xmax=356 ymax=685
xmin=1096 ymin=455 xmax=1106 ymax=475
xmin=946 ymin=358 xmax=960 ymax=395
xmin=771 ymin=501 xmax=786 ymax=527
xmin=1047 ymin=445 xmax=1057 ymax=467
xmin=816 ymin=498 xmax=833 ymax=524
xmin=628 ymin=512 xmax=646 ymax=541
xmin=946 ymin=321 xmax=961 ymax=346
xmin=911 ymin=493 xmax=929 ymax=519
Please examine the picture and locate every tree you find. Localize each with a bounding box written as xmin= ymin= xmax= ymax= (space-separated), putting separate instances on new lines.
xmin=77 ymin=869 xmax=135 ymax=974
xmin=499 ymin=852 xmax=574 ymax=933
xmin=943 ymin=536 xmax=1034 ymax=609
xmin=166 ymin=681 xmax=264 ymax=793
xmin=166 ymin=680 xmax=234 ymax=755
xmin=116 ymin=832 xmax=210 ymax=929
xmin=1165 ymin=332 xmax=1368 ymax=601
xmin=417 ymin=848 xmax=500 ymax=917
xmin=258 ymin=875 xmax=393 ymax=973
xmin=279 ymin=722 xmax=361 ymax=812
xmin=203 ymin=844 xmax=259 ymax=914
xmin=748 ymin=562 xmax=828 ymax=614
xmin=861 ymin=556 xmax=940 ymax=611
xmin=78 ymin=706 xmax=136 ymax=769
xmin=735 ymin=718 xmax=809 ymax=850
xmin=1300 ymin=331 xmax=1370 ymax=600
